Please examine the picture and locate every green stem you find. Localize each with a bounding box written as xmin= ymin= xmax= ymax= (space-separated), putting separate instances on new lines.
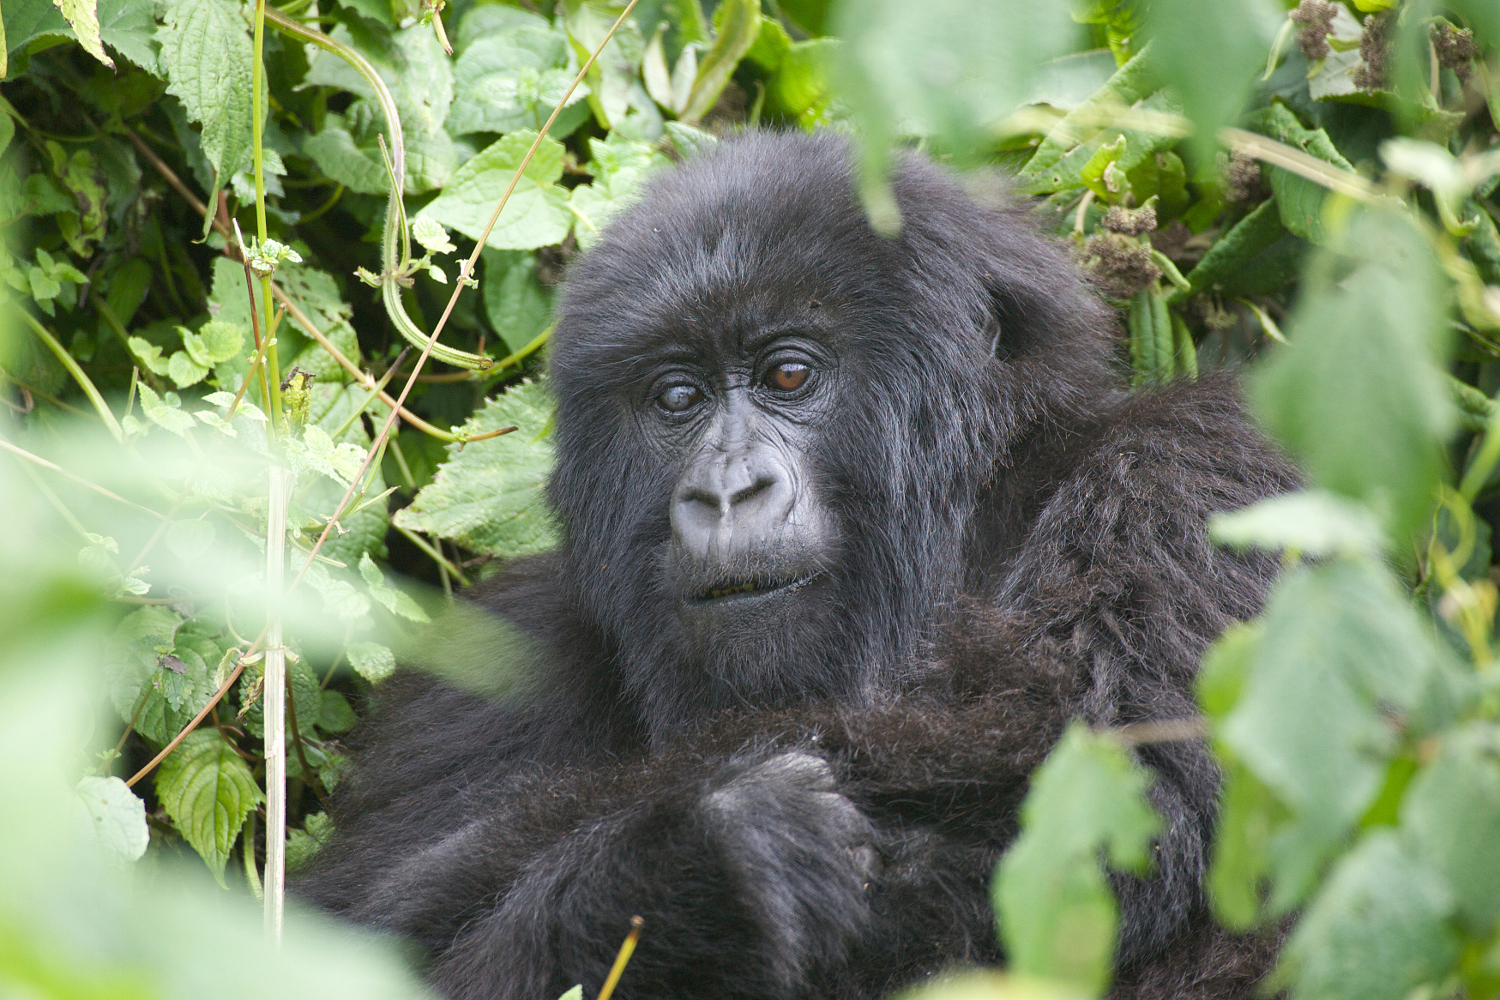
xmin=252 ymin=0 xmax=282 ymax=434
xmin=20 ymin=311 xmax=123 ymax=442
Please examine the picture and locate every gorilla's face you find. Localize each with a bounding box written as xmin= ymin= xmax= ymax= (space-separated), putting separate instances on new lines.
xmin=544 ymin=134 xmax=1082 ymax=734
xmin=645 ymin=327 xmax=843 ymax=639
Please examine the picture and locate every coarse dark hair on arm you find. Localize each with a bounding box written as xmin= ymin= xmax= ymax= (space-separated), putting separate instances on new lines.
xmin=297 ymin=130 xmax=1298 ymax=1000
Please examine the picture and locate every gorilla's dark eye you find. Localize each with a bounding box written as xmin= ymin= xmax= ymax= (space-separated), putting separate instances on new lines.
xmin=765 ymin=363 xmax=809 ymax=392
xmin=658 ymin=384 xmax=704 ymax=413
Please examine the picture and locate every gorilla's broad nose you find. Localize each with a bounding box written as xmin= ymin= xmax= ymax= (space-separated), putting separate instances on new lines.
xmin=671 ymin=448 xmax=797 ymax=561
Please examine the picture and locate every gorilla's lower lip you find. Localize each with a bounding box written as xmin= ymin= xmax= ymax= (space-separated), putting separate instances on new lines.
xmin=691 ymin=573 xmax=819 ymax=605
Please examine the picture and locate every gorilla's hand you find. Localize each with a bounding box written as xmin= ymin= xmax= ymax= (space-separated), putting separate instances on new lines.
xmin=693 ymin=752 xmax=878 ymax=993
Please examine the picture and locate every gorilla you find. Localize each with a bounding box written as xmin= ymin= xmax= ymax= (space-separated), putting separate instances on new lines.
xmin=298 ymin=131 xmax=1299 ymax=999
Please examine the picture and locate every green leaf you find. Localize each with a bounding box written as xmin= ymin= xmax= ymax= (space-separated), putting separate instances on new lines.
xmin=182 ymin=320 xmax=244 ymax=367
xmin=481 ymin=249 xmax=553 ymax=356
xmin=127 ymin=336 xmax=171 ymax=377
xmin=1207 ymin=759 xmax=1285 ymax=930
xmin=417 ymin=131 xmax=573 ymax=251
xmin=1208 ymin=490 xmax=1386 ymax=558
xmin=158 ymin=0 xmax=258 ymax=203
xmin=359 ymin=553 xmax=430 ymax=623
xmin=682 ymin=0 xmax=759 ymax=123
xmin=1244 ymin=104 xmax=1356 ymax=245
xmin=1400 ymin=722 xmax=1500 ymax=935
xmin=53 ymin=0 xmax=112 ymax=69
xmin=834 ymin=0 xmax=1076 ymax=166
xmin=562 ymin=1 xmax=654 ymax=133
xmin=994 ymin=723 xmax=1161 ymax=997
xmin=167 ymin=349 xmax=209 ymax=388
xmin=1141 ymin=0 xmax=1278 ymax=160
xmin=1250 ymin=207 xmax=1453 ymax=542
xmin=766 ymin=38 xmax=838 ymax=128
xmin=135 ymin=384 xmax=197 ymax=437
xmin=1016 ymin=49 xmax=1163 ymax=192
xmin=1277 ymin=832 xmax=1459 ymax=1000
xmin=346 ymin=640 xmax=396 ymax=684
xmin=318 ymin=690 xmax=358 ymax=733
xmin=155 ymin=729 xmax=263 ymax=886
xmin=1218 ymin=560 xmax=1448 ymax=912
xmin=393 ymin=378 xmax=559 ymax=558
xmin=1183 ymin=199 xmax=1284 ymax=294
xmin=569 ymin=133 xmax=670 ymax=250
xmin=76 ymin=775 xmax=148 ymax=862
xmin=448 ymin=11 xmax=588 ymax=138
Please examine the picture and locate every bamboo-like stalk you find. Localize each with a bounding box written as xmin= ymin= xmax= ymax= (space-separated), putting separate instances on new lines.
xmin=263 ymin=462 xmax=291 ymax=944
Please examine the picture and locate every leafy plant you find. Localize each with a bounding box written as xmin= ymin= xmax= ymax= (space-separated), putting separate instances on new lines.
xmin=3 ymin=0 xmax=1500 ymax=998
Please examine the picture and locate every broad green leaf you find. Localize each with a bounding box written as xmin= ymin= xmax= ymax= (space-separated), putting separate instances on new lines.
xmin=1277 ymin=832 xmax=1459 ymax=1000
xmin=1142 ymin=0 xmax=1279 ymax=160
xmin=1183 ymin=199 xmax=1283 ymax=294
xmin=53 ymin=0 xmax=112 ymax=69
xmin=833 ymin=0 xmax=1076 ymax=165
xmin=1206 ymin=759 xmax=1285 ymax=930
xmin=1244 ymin=104 xmax=1356 ymax=245
xmin=287 ymin=811 xmax=336 ymax=873
xmin=127 ymin=336 xmax=171 ymax=377
xmin=167 ymin=349 xmax=208 ymax=388
xmin=1250 ymin=208 xmax=1452 ymax=542
xmin=296 ymin=383 xmax=390 ymax=567
xmin=482 ymin=249 xmax=553 ymax=356
xmin=76 ymin=775 xmax=148 ymax=862
xmin=158 ymin=0 xmax=258 ymax=205
xmin=891 ymin=970 xmax=1089 ymax=1000
xmin=155 ymin=729 xmax=263 ymax=886
xmin=347 ymin=640 xmax=396 ymax=684
xmin=393 ymin=378 xmax=558 ymax=558
xmin=318 ymin=690 xmax=358 ymax=733
xmin=183 ymin=320 xmax=244 ymax=367
xmin=448 ymin=10 xmax=588 ymax=138
xmin=563 ymin=1 xmax=652 ymax=132
xmin=765 ymin=39 xmax=838 ymax=129
xmin=994 ymin=723 xmax=1160 ymax=997
xmin=1400 ymin=722 xmax=1500 ymax=935
xmin=418 ymin=131 xmax=573 ymax=252
xmin=1218 ymin=560 xmax=1447 ymax=912
xmin=1208 ymin=490 xmax=1386 ymax=558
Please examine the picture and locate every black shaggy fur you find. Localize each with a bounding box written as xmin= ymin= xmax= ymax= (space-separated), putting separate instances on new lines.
xmin=297 ymin=132 xmax=1299 ymax=999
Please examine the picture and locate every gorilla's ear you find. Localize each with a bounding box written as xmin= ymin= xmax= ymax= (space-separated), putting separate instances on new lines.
xmin=977 ymin=239 xmax=1113 ymax=367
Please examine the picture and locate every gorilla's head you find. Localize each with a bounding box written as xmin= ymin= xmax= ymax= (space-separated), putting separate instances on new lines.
xmin=547 ymin=132 xmax=1114 ymax=738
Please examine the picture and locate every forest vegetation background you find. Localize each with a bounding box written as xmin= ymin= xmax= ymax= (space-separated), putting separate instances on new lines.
xmin=1 ymin=0 xmax=1500 ymax=998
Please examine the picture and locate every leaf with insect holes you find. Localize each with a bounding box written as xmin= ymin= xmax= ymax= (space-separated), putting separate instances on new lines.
xmin=155 ymin=729 xmax=263 ymax=886
xmin=394 ymin=378 xmax=557 ymax=558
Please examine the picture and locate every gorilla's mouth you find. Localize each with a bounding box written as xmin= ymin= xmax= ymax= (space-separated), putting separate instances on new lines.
xmin=693 ymin=573 xmax=820 ymax=604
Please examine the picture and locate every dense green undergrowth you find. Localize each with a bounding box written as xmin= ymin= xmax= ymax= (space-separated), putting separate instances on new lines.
xmin=2 ymin=0 xmax=1500 ymax=998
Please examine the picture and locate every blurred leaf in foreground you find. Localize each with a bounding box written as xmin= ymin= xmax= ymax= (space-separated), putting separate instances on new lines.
xmin=993 ymin=723 xmax=1160 ymax=998
xmin=1250 ymin=207 xmax=1453 ymax=543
